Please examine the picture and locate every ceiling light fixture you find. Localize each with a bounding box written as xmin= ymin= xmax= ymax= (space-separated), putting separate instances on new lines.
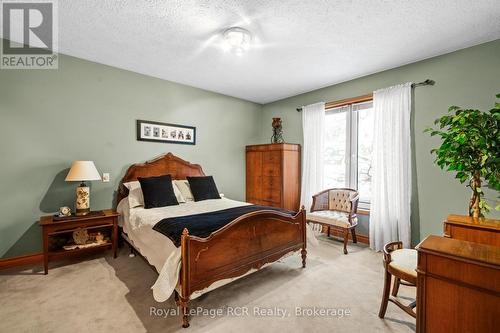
xmin=222 ymin=27 xmax=252 ymax=56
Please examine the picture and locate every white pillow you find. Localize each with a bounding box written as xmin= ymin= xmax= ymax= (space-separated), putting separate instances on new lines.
xmin=124 ymin=180 xmax=186 ymax=208
xmin=123 ymin=181 xmax=143 ymax=208
xmin=173 ymin=180 xmax=194 ymax=202
xmin=172 ymin=182 xmax=186 ymax=203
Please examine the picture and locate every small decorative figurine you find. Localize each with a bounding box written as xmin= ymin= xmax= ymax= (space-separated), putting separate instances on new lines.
xmin=73 ymin=228 xmax=89 ymax=245
xmin=271 ymin=117 xmax=284 ymax=143
xmin=58 ymin=206 xmax=72 ymax=217
xmin=95 ymin=232 xmax=105 ymax=244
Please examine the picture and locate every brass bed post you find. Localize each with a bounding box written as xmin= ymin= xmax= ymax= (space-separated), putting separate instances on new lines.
xmin=180 ymin=228 xmax=190 ymax=328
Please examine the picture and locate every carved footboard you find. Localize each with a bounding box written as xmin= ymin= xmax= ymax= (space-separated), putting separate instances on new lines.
xmin=177 ymin=208 xmax=307 ymax=328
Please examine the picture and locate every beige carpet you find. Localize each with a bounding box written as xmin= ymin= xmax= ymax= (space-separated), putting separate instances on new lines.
xmin=0 ymin=236 xmax=416 ymax=333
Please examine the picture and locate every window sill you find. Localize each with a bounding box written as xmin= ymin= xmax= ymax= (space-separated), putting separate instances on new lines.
xmin=357 ymin=209 xmax=370 ymax=216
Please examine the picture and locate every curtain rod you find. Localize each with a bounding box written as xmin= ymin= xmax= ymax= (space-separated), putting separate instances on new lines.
xmin=296 ymin=79 xmax=435 ymax=112
xmin=411 ymin=79 xmax=435 ymax=88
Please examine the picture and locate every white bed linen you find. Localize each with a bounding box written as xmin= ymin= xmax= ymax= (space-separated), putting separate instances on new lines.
xmin=117 ymin=197 xmax=251 ymax=302
xmin=117 ymin=198 xmax=318 ymax=302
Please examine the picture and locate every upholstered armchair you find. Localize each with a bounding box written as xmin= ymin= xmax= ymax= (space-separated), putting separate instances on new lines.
xmin=307 ymin=188 xmax=359 ymax=254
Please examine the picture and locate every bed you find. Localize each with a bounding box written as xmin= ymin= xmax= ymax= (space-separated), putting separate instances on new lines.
xmin=116 ymin=153 xmax=307 ymax=328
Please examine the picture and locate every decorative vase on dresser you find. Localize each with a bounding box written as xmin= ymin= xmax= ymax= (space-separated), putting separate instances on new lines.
xmin=246 ymin=143 xmax=301 ymax=211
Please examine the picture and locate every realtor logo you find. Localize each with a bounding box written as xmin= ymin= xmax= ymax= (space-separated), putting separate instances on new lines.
xmin=1 ymin=0 xmax=58 ymax=69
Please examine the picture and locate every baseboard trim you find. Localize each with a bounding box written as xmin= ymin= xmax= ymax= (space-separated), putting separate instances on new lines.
xmin=322 ymin=227 xmax=370 ymax=245
xmin=0 ymin=252 xmax=43 ymax=270
xmin=0 ymin=229 xmax=369 ymax=270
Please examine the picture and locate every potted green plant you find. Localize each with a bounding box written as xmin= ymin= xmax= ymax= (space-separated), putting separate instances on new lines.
xmin=425 ymin=94 xmax=499 ymax=218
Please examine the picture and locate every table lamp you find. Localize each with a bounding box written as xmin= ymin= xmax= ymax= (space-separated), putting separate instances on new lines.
xmin=65 ymin=161 xmax=101 ymax=216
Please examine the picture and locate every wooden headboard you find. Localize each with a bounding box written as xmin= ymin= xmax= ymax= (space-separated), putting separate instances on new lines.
xmin=117 ymin=153 xmax=205 ymax=204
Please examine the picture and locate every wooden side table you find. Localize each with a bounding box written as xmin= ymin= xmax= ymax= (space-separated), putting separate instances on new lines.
xmin=39 ymin=209 xmax=119 ymax=274
xmin=444 ymin=214 xmax=500 ymax=247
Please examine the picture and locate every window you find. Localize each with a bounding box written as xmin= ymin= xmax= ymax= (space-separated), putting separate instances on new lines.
xmin=324 ymin=100 xmax=374 ymax=208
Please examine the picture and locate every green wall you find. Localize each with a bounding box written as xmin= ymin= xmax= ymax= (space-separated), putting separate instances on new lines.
xmin=2 ymin=39 xmax=499 ymax=258
xmin=261 ymin=39 xmax=500 ymax=245
xmin=0 ymin=50 xmax=262 ymax=258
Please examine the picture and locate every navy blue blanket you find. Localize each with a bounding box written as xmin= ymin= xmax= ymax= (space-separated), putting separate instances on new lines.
xmin=153 ymin=205 xmax=295 ymax=247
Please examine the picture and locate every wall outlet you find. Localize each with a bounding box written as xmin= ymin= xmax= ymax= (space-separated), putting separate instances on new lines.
xmin=102 ymin=173 xmax=110 ymax=182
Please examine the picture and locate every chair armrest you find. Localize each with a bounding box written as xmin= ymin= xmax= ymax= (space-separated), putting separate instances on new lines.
xmin=348 ymin=192 xmax=360 ymax=217
xmin=310 ymin=190 xmax=329 ymax=212
xmin=348 ymin=213 xmax=358 ymax=226
xmin=382 ymin=241 xmax=403 ymax=263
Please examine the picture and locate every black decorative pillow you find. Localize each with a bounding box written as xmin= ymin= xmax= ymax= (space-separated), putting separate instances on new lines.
xmin=186 ymin=176 xmax=221 ymax=202
xmin=138 ymin=175 xmax=179 ymax=209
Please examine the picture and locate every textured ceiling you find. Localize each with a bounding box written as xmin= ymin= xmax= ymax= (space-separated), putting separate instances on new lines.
xmin=5 ymin=1 xmax=500 ymax=103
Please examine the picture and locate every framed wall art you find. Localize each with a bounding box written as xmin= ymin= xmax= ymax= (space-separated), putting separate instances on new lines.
xmin=136 ymin=120 xmax=196 ymax=145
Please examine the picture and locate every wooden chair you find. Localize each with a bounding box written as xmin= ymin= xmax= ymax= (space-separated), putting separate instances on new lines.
xmin=307 ymin=188 xmax=359 ymax=254
xmin=378 ymin=241 xmax=417 ymax=319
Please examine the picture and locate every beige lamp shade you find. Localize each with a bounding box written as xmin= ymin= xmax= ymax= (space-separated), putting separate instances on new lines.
xmin=65 ymin=161 xmax=102 ymax=182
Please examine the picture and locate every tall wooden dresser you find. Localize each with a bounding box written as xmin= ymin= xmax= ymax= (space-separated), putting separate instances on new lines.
xmin=246 ymin=143 xmax=301 ymax=211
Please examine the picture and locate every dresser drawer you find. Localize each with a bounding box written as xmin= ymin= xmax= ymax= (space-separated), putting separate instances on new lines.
xmin=262 ymin=176 xmax=281 ymax=190
xmin=247 ymin=198 xmax=263 ymax=206
xmin=262 ymin=177 xmax=281 ymax=204
xmin=258 ymin=200 xmax=282 ymax=208
xmin=261 ymin=185 xmax=281 ymax=204
xmin=261 ymin=192 xmax=281 ymax=204
xmin=262 ymin=151 xmax=281 ymax=176
xmin=262 ymin=163 xmax=281 ymax=176
xmin=263 ymin=150 xmax=281 ymax=163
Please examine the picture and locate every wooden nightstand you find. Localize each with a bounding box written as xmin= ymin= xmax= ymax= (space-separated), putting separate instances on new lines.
xmin=39 ymin=209 xmax=119 ymax=274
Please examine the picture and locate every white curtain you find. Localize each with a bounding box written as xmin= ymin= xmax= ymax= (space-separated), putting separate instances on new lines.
xmin=300 ymin=102 xmax=325 ymax=212
xmin=370 ymin=83 xmax=412 ymax=251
